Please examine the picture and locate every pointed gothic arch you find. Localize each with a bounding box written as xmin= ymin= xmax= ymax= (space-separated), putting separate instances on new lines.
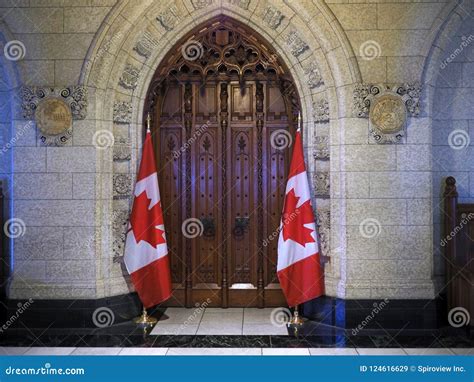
xmin=144 ymin=17 xmax=304 ymax=307
xmin=82 ymin=0 xmax=361 ymax=300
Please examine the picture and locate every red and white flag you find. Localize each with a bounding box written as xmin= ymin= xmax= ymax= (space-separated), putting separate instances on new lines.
xmin=124 ymin=130 xmax=172 ymax=308
xmin=277 ymin=129 xmax=324 ymax=307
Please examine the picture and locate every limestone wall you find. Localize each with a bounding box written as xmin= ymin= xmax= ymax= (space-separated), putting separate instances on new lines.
xmin=0 ymin=0 xmax=470 ymax=301
xmin=1 ymin=0 xmax=116 ymax=299
xmin=430 ymin=7 xmax=474 ymax=291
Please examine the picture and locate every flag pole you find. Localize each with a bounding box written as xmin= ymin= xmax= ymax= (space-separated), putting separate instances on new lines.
xmin=133 ymin=112 xmax=158 ymax=327
xmin=134 ymin=306 xmax=158 ymax=325
xmin=146 ymin=112 xmax=151 ymax=132
xmin=288 ymin=114 xmax=307 ymax=327
xmin=289 ymin=305 xmax=306 ymax=326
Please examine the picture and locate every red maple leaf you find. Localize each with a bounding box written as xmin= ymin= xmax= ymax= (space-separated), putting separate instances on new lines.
xmin=281 ymin=188 xmax=315 ymax=246
xmin=130 ymin=191 xmax=166 ymax=248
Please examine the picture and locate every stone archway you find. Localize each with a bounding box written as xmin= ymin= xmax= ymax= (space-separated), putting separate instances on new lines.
xmin=83 ymin=0 xmax=361 ymax=300
xmin=420 ymin=0 xmax=474 ymax=293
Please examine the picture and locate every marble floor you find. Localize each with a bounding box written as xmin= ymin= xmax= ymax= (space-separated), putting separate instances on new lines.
xmin=150 ymin=307 xmax=289 ymax=336
xmin=0 ymin=347 xmax=470 ymax=356
xmin=0 ymin=307 xmax=471 ymax=354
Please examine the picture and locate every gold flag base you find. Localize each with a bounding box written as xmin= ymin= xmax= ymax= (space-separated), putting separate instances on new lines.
xmin=288 ymin=305 xmax=307 ymax=326
xmin=134 ymin=307 xmax=158 ymax=326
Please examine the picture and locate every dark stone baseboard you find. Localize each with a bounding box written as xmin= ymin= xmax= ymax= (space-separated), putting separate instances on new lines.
xmin=301 ymin=296 xmax=447 ymax=332
xmin=1 ymin=293 xmax=448 ymax=331
xmin=2 ymin=293 xmax=143 ymax=329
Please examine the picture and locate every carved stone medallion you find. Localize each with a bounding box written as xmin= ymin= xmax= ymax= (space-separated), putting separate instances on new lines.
xmin=35 ymin=98 xmax=73 ymax=146
xmin=227 ymin=0 xmax=250 ymax=9
xmin=156 ymin=6 xmax=181 ymax=31
xmin=353 ymin=83 xmax=421 ymax=144
xmin=286 ymin=31 xmax=309 ymax=58
xmin=19 ymin=85 xmax=87 ymax=120
xmin=119 ymin=64 xmax=140 ymax=90
xmin=261 ymin=6 xmax=284 ymax=29
xmin=369 ymin=93 xmax=406 ymax=135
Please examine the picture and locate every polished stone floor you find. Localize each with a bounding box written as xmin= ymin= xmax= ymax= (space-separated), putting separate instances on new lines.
xmin=150 ymin=308 xmax=288 ymax=336
xmin=0 ymin=307 xmax=472 ymax=355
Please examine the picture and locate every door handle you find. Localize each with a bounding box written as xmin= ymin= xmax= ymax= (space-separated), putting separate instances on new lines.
xmin=200 ymin=217 xmax=215 ymax=237
xmin=233 ymin=217 xmax=249 ymax=237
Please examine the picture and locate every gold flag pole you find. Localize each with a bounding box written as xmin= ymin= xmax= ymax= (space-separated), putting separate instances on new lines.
xmin=134 ymin=306 xmax=158 ymax=325
xmin=288 ymin=305 xmax=306 ymax=326
xmin=146 ymin=112 xmax=152 ymax=132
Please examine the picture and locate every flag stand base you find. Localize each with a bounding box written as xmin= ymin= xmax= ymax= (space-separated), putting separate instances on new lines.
xmin=134 ymin=307 xmax=157 ymax=326
xmin=288 ymin=305 xmax=306 ymax=326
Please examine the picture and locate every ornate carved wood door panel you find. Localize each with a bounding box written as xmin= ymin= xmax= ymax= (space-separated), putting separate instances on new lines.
xmin=146 ymin=19 xmax=300 ymax=307
xmin=152 ymin=80 xmax=295 ymax=307
xmin=227 ymin=82 xmax=259 ymax=305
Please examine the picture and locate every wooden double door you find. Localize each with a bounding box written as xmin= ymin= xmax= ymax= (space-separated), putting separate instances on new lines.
xmin=151 ymin=79 xmax=296 ymax=307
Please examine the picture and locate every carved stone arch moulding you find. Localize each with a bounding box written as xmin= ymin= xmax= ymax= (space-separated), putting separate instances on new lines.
xmin=110 ymin=95 xmax=133 ymax=262
xmin=96 ymin=9 xmax=344 ymax=281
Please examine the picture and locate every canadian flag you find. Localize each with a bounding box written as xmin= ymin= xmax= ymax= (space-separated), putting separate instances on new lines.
xmin=124 ymin=130 xmax=172 ymax=308
xmin=277 ymin=129 xmax=324 ymax=307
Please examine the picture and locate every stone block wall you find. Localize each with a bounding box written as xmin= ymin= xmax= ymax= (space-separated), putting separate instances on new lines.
xmin=325 ymin=0 xmax=449 ymax=299
xmin=0 ymin=0 xmax=470 ymax=301
xmin=431 ymin=7 xmax=474 ymax=290
xmin=0 ymin=1 xmax=116 ymax=299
